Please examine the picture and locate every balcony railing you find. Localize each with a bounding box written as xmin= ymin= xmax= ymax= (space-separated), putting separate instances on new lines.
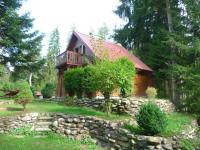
xmin=56 ymin=51 xmax=84 ymax=67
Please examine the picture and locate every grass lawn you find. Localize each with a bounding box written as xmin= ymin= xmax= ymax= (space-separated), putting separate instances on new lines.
xmin=124 ymin=112 xmax=194 ymax=137
xmin=0 ymin=100 xmax=130 ymax=121
xmin=0 ymin=133 xmax=101 ymax=150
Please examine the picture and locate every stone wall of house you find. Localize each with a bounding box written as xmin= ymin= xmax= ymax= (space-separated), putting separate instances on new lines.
xmin=76 ymin=97 xmax=175 ymax=116
xmin=0 ymin=113 xmax=182 ymax=150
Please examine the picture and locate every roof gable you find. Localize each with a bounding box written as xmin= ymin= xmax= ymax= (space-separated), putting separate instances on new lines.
xmin=68 ymin=31 xmax=152 ymax=72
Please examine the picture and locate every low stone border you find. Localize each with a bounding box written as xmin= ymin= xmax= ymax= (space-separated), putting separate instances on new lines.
xmin=76 ymin=97 xmax=175 ymax=116
xmin=40 ymin=97 xmax=175 ymax=116
xmin=0 ymin=112 xmax=183 ymax=150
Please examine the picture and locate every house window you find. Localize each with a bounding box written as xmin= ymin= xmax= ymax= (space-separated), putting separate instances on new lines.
xmin=82 ymin=45 xmax=86 ymax=54
xmin=75 ymin=47 xmax=79 ymax=53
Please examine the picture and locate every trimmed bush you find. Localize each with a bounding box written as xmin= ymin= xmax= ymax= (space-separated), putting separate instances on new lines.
xmin=136 ymin=102 xmax=167 ymax=135
xmin=41 ymin=83 xmax=55 ymax=98
xmin=15 ymin=81 xmax=33 ymax=110
xmin=146 ymin=87 xmax=157 ymax=100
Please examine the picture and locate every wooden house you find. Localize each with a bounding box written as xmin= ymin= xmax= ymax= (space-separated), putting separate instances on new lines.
xmin=56 ymin=31 xmax=153 ymax=97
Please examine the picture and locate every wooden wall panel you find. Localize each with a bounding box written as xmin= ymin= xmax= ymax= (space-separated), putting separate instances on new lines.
xmin=134 ymin=73 xmax=152 ymax=96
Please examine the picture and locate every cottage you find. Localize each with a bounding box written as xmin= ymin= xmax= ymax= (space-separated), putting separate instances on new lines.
xmin=56 ymin=31 xmax=153 ymax=97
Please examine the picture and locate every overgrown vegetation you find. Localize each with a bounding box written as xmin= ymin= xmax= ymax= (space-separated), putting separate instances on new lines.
xmin=136 ymin=102 xmax=167 ymax=135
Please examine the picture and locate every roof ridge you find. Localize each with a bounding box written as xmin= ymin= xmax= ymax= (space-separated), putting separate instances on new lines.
xmin=73 ymin=31 xmax=153 ymax=72
xmin=74 ymin=31 xmax=122 ymax=47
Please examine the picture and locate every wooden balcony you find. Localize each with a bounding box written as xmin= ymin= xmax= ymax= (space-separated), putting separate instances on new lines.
xmin=56 ymin=51 xmax=84 ymax=67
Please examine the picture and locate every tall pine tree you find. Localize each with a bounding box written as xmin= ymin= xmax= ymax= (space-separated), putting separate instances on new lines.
xmin=44 ymin=28 xmax=60 ymax=84
xmin=114 ymin=0 xmax=200 ymax=110
xmin=0 ymin=0 xmax=44 ymax=71
xmin=0 ymin=0 xmax=44 ymax=85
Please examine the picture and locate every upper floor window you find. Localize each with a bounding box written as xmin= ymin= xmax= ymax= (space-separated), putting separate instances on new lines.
xmin=74 ymin=45 xmax=86 ymax=55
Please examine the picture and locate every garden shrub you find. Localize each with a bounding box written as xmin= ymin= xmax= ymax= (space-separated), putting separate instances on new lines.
xmin=136 ymin=102 xmax=167 ymax=135
xmin=115 ymin=58 xmax=135 ymax=97
xmin=15 ymin=80 xmax=34 ymax=110
xmin=146 ymin=87 xmax=157 ymax=100
xmin=41 ymin=83 xmax=55 ymax=98
xmin=65 ymin=96 xmax=75 ymax=106
xmin=94 ymin=60 xmax=118 ymax=100
xmin=82 ymin=65 xmax=97 ymax=98
xmin=64 ymin=68 xmax=85 ymax=98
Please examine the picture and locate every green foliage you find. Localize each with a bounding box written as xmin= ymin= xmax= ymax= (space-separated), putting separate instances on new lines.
xmin=123 ymin=123 xmax=143 ymax=134
xmin=103 ymin=100 xmax=112 ymax=115
xmin=136 ymin=102 xmax=167 ymax=135
xmin=41 ymin=83 xmax=55 ymax=98
xmin=97 ymin=23 xmax=109 ymax=40
xmin=0 ymin=64 xmax=10 ymax=83
xmin=44 ymin=28 xmax=61 ymax=84
xmin=65 ymin=96 xmax=75 ymax=106
xmin=94 ymin=60 xmax=117 ymax=99
xmin=114 ymin=58 xmax=135 ymax=97
xmin=114 ymin=0 xmax=200 ymax=108
xmin=0 ymin=0 xmax=44 ymax=78
xmin=2 ymin=82 xmax=17 ymax=91
xmin=64 ymin=58 xmax=135 ymax=101
xmin=162 ymin=113 xmax=193 ymax=137
xmin=9 ymin=125 xmax=37 ymax=136
xmin=82 ymin=65 xmax=97 ymax=98
xmin=146 ymin=87 xmax=157 ymax=100
xmin=125 ymin=113 xmax=193 ymax=137
xmin=64 ymin=67 xmax=85 ymax=98
xmin=180 ymin=139 xmax=200 ymax=150
xmin=0 ymin=132 xmax=101 ymax=150
xmin=0 ymin=101 xmax=130 ymax=121
xmin=15 ymin=81 xmax=34 ymax=110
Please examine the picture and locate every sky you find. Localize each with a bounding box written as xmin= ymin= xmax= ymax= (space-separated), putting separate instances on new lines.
xmin=19 ymin=0 xmax=125 ymax=56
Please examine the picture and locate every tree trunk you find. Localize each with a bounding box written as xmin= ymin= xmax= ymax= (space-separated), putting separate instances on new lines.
xmin=166 ymin=0 xmax=176 ymax=104
xmin=29 ymin=73 xmax=32 ymax=87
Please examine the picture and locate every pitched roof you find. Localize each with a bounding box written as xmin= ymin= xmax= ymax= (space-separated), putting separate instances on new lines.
xmin=72 ymin=31 xmax=153 ymax=72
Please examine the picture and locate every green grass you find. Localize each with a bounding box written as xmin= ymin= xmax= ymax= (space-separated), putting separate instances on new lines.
xmin=180 ymin=138 xmax=200 ymax=150
xmin=0 ymin=133 xmax=101 ymax=150
xmin=124 ymin=113 xmax=194 ymax=137
xmin=0 ymin=101 xmax=130 ymax=121
xmin=161 ymin=113 xmax=194 ymax=136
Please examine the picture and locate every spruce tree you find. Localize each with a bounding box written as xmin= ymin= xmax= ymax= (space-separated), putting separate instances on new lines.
xmin=0 ymin=0 xmax=43 ymax=70
xmin=114 ymin=0 xmax=200 ymax=110
xmin=45 ymin=28 xmax=60 ymax=84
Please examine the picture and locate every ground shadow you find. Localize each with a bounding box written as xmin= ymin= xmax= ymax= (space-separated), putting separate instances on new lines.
xmin=6 ymin=107 xmax=23 ymax=111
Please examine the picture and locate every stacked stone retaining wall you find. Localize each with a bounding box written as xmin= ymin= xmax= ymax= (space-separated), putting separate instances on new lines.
xmin=0 ymin=113 xmax=181 ymax=150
